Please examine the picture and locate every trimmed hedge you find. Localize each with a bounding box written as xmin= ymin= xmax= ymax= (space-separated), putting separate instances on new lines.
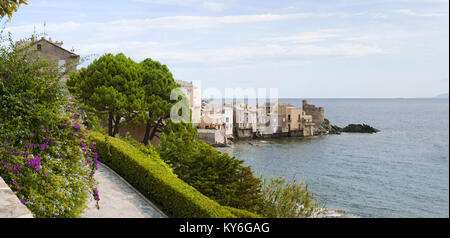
xmin=224 ymin=206 xmax=264 ymax=218
xmin=87 ymin=132 xmax=235 ymax=218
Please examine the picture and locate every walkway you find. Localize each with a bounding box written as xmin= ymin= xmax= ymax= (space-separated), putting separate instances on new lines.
xmin=82 ymin=163 xmax=167 ymax=218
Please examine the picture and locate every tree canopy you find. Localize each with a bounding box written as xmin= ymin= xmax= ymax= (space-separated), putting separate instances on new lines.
xmin=67 ymin=53 xmax=144 ymax=136
xmin=139 ymin=58 xmax=180 ymax=145
xmin=0 ymin=0 xmax=27 ymax=19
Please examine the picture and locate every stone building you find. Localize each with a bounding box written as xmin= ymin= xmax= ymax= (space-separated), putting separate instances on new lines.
xmin=286 ymin=105 xmax=303 ymax=132
xmin=302 ymin=100 xmax=325 ymax=128
xmin=302 ymin=113 xmax=315 ymax=136
xmin=17 ymin=37 xmax=80 ymax=82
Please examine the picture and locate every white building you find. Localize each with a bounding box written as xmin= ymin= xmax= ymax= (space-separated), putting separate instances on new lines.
xmin=201 ymin=102 xmax=234 ymax=136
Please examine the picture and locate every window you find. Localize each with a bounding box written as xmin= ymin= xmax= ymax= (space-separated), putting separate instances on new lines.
xmin=288 ymin=124 xmax=291 ymax=131
xmin=58 ymin=60 xmax=66 ymax=73
xmin=288 ymin=114 xmax=291 ymax=122
xmin=37 ymin=44 xmax=42 ymax=50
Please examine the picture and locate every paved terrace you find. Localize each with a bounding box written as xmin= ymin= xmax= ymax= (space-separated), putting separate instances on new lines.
xmin=1 ymin=162 xmax=166 ymax=218
xmin=82 ymin=162 xmax=167 ymax=218
xmin=0 ymin=176 xmax=33 ymax=218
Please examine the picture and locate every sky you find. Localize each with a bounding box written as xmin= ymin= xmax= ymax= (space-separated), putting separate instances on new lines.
xmin=2 ymin=0 xmax=449 ymax=98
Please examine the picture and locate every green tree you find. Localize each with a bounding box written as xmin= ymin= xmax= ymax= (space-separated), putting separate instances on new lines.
xmin=158 ymin=121 xmax=262 ymax=211
xmin=67 ymin=53 xmax=144 ymax=137
xmin=0 ymin=0 xmax=27 ymax=19
xmin=138 ymin=58 xmax=180 ymax=145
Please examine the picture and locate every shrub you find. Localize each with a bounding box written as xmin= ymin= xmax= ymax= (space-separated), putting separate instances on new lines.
xmin=158 ymin=121 xmax=262 ymax=212
xmin=0 ymin=33 xmax=99 ymax=217
xmin=224 ymin=206 xmax=264 ymax=218
xmin=259 ymin=176 xmax=327 ymax=218
xmin=87 ymin=131 xmax=237 ymax=218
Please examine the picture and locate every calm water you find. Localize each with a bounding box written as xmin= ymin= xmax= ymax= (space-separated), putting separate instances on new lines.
xmin=218 ymin=99 xmax=449 ymax=218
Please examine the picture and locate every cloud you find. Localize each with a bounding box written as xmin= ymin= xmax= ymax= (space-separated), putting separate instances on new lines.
xmin=5 ymin=12 xmax=335 ymax=37
xmin=73 ymin=40 xmax=387 ymax=67
xmin=132 ymin=0 xmax=233 ymax=12
xmin=393 ymin=8 xmax=449 ymax=17
xmin=263 ymin=29 xmax=343 ymax=43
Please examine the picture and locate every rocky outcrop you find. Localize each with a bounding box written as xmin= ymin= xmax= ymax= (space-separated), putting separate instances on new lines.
xmin=315 ymin=118 xmax=342 ymax=135
xmin=341 ymin=124 xmax=380 ymax=133
xmin=315 ymin=119 xmax=379 ymax=135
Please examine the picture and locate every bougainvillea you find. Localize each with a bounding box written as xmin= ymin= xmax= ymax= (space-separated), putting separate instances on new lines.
xmin=0 ymin=33 xmax=99 ymax=217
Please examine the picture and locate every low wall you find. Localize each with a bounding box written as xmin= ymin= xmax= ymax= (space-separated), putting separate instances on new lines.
xmin=0 ymin=176 xmax=33 ymax=218
xmin=197 ymin=129 xmax=226 ymax=145
xmin=236 ymin=128 xmax=254 ymax=139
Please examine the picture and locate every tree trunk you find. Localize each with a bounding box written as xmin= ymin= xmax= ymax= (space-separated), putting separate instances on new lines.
xmin=143 ymin=121 xmax=152 ymax=145
xmin=112 ymin=115 xmax=120 ymax=137
xmin=142 ymin=111 xmax=154 ymax=145
xmin=108 ymin=112 xmax=113 ymax=136
xmin=149 ymin=118 xmax=163 ymax=142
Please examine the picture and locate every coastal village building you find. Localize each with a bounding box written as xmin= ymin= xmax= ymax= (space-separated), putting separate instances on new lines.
xmin=302 ymin=100 xmax=325 ymax=129
xmin=17 ymin=37 xmax=80 ymax=82
xmin=227 ymin=100 xmax=317 ymax=140
xmin=302 ymin=113 xmax=315 ymax=137
xmin=176 ymin=80 xmax=202 ymax=126
xmin=200 ymin=102 xmax=233 ymax=136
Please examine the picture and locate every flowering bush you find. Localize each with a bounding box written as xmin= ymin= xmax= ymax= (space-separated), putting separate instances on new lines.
xmin=0 ymin=33 xmax=99 ymax=217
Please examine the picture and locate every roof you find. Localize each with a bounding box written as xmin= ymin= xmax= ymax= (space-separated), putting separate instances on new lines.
xmin=34 ymin=38 xmax=79 ymax=58
xmin=175 ymin=80 xmax=193 ymax=87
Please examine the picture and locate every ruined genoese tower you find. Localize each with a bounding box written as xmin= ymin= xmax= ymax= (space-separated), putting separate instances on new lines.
xmin=302 ymin=100 xmax=325 ymax=128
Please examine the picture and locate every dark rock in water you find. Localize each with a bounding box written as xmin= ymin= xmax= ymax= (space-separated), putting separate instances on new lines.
xmin=341 ymin=124 xmax=380 ymax=133
xmin=315 ymin=118 xmax=342 ymax=135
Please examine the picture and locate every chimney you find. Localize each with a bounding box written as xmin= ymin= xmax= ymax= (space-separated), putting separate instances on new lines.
xmin=54 ymin=41 xmax=63 ymax=47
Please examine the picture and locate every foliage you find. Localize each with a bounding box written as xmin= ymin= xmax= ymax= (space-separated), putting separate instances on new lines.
xmin=137 ymin=58 xmax=180 ymax=145
xmin=224 ymin=206 xmax=263 ymax=218
xmin=120 ymin=132 xmax=173 ymax=173
xmin=67 ymin=53 xmax=144 ymax=137
xmin=0 ymin=33 xmax=99 ymax=217
xmin=87 ymin=131 xmax=237 ymax=218
xmin=259 ymin=175 xmax=327 ymax=218
xmin=158 ymin=120 xmax=262 ymax=212
xmin=0 ymin=0 xmax=27 ymax=19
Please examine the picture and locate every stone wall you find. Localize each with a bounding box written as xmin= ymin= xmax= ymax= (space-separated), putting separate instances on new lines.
xmin=236 ymin=128 xmax=254 ymax=139
xmin=302 ymin=100 xmax=325 ymax=128
xmin=197 ymin=129 xmax=226 ymax=145
xmin=0 ymin=176 xmax=33 ymax=218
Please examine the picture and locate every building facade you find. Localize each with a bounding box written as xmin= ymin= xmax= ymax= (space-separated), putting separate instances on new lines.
xmin=302 ymin=100 xmax=325 ymax=128
xmin=18 ymin=37 xmax=80 ymax=82
xmin=176 ymin=80 xmax=202 ymax=126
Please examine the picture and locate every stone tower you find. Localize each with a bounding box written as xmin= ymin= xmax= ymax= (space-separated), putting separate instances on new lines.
xmin=302 ymin=100 xmax=325 ymax=128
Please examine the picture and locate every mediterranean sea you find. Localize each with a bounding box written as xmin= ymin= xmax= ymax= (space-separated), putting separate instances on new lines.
xmin=217 ymin=98 xmax=449 ymax=218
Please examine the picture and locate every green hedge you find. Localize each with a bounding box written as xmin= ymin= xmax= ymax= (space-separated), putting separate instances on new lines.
xmin=224 ymin=206 xmax=264 ymax=218
xmin=87 ymin=132 xmax=236 ymax=218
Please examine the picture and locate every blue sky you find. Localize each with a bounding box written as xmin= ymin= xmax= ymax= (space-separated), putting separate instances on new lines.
xmin=2 ymin=0 xmax=449 ymax=98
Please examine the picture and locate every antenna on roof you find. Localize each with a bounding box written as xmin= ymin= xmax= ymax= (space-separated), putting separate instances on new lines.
xmin=43 ymin=21 xmax=47 ymax=39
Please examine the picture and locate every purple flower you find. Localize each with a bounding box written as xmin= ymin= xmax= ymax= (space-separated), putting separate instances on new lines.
xmin=40 ymin=144 xmax=49 ymax=151
xmin=93 ymin=188 xmax=100 ymax=201
xmin=27 ymin=156 xmax=42 ymax=172
xmin=73 ymin=122 xmax=81 ymax=131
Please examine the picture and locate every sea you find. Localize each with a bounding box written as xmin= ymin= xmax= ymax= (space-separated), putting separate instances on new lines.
xmin=217 ymin=98 xmax=449 ymax=218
